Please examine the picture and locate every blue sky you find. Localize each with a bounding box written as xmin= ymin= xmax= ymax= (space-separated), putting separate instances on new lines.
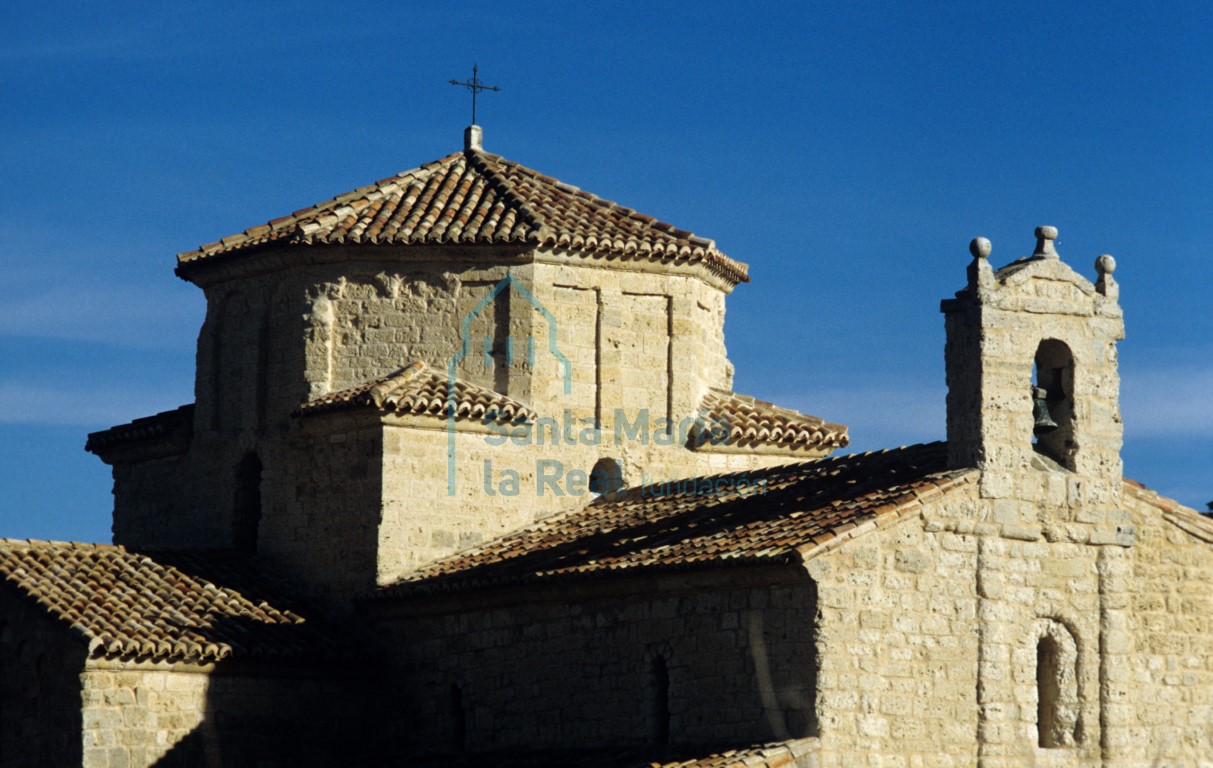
xmin=1 ymin=2 xmax=1209 ymax=542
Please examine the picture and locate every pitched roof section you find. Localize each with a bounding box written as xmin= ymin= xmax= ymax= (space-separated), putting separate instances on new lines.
xmin=177 ymin=150 xmax=749 ymax=284
xmin=0 ymin=540 xmax=356 ymax=662
xmin=383 ymin=442 xmax=970 ymax=596
xmin=696 ymin=390 xmax=848 ymax=454
xmin=1124 ymin=478 xmax=1213 ymax=543
xmin=296 ymin=361 xmax=535 ymax=425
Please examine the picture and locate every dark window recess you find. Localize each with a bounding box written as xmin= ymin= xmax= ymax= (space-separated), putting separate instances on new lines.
xmin=450 ymin=684 xmax=467 ymax=752
xmin=232 ymin=454 xmax=262 ymax=554
xmin=652 ymin=655 xmax=671 ymax=745
xmin=589 ymin=458 xmax=624 ymax=497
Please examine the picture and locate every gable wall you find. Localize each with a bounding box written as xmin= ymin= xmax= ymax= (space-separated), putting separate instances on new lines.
xmin=808 ymin=492 xmax=983 ymax=766
xmin=0 ymin=590 xmax=86 ymax=768
xmin=1117 ymin=493 xmax=1213 ymax=763
xmin=806 ymin=478 xmax=1145 ymax=767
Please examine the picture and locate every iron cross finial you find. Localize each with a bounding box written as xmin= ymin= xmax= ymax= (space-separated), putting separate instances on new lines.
xmin=449 ymin=64 xmax=501 ymax=125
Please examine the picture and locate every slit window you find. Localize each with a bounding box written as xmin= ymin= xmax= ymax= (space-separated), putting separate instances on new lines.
xmin=450 ymin=684 xmax=467 ymax=751
xmin=652 ymin=655 xmax=670 ymax=745
xmin=233 ymin=453 xmax=262 ymax=554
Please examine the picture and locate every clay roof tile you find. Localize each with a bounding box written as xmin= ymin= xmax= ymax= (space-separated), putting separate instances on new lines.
xmin=382 ymin=442 xmax=968 ymax=596
xmin=296 ymin=361 xmax=535 ymax=425
xmin=0 ymin=541 xmax=360 ymax=662
xmin=177 ymin=150 xmax=748 ymax=284
xmin=694 ymin=390 xmax=848 ymax=454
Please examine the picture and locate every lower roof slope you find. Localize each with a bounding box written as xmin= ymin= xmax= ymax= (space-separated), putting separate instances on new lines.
xmin=297 ymin=360 xmax=536 ymax=424
xmin=696 ymin=389 xmax=848 ymax=453
xmin=0 ymin=541 xmax=358 ymax=663
xmin=382 ymin=442 xmax=969 ymax=596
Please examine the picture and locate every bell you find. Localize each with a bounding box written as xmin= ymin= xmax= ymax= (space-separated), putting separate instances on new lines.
xmin=1032 ymin=387 xmax=1059 ymax=435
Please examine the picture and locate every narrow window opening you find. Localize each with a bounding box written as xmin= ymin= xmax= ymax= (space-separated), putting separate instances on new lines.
xmin=233 ymin=453 xmax=262 ymax=554
xmin=450 ymin=683 xmax=467 ymax=752
xmin=1032 ymin=339 xmax=1076 ymax=469
xmin=589 ymin=457 xmax=624 ymax=498
xmin=652 ymin=655 xmax=671 ymax=746
xmin=1037 ymin=635 xmax=1061 ymax=747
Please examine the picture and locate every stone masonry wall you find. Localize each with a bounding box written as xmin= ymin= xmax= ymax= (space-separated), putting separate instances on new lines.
xmin=193 ymin=251 xmax=526 ymax=431
xmin=806 ymin=490 xmax=983 ymax=767
xmin=109 ymin=453 xmax=192 ymax=547
xmin=79 ymin=659 xmax=371 ymax=768
xmin=0 ymin=590 xmax=87 ymax=767
xmin=1118 ymin=491 xmax=1213 ymax=764
xmin=530 ymin=257 xmax=734 ymax=436
xmin=383 ymin=570 xmax=816 ymax=752
xmin=805 ymin=476 xmax=1148 ymax=767
xmin=259 ymin=409 xmax=384 ymax=609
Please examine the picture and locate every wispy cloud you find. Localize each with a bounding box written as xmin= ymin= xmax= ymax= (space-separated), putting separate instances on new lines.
xmin=0 ymin=285 xmax=200 ymax=349
xmin=1121 ymin=365 xmax=1213 ymax=439
xmin=0 ymin=382 xmax=186 ymax=428
xmin=0 ymin=22 xmax=170 ymax=62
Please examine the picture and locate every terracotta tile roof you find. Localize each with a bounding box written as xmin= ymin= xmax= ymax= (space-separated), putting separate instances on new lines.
xmin=695 ymin=389 xmax=848 ymax=453
xmin=176 ymin=150 xmax=748 ymax=284
xmin=0 ymin=540 xmax=357 ymax=662
xmin=383 ymin=442 xmax=969 ymax=596
xmin=84 ymin=404 xmax=194 ymax=456
xmin=296 ymin=361 xmax=535 ymax=425
xmin=1123 ymin=478 xmax=1213 ymax=542
xmin=405 ymin=739 xmax=818 ymax=768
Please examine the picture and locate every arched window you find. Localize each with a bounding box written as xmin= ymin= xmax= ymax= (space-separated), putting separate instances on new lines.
xmin=1032 ymin=339 xmax=1075 ymax=469
xmin=1034 ymin=620 xmax=1080 ymax=748
xmin=651 ymin=655 xmax=671 ymax=745
xmin=232 ymin=453 xmax=262 ymax=554
xmin=589 ymin=458 xmax=624 ymax=497
xmin=1036 ymin=635 xmax=1061 ymax=747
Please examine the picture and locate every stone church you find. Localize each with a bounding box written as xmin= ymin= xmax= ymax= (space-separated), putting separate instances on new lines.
xmin=1 ymin=125 xmax=1209 ymax=767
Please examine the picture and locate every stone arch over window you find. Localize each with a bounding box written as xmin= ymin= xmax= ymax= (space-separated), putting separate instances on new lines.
xmin=1032 ymin=618 xmax=1080 ymax=748
xmin=232 ymin=452 xmax=262 ymax=554
xmin=1032 ymin=339 xmax=1076 ymax=469
xmin=589 ymin=457 xmax=624 ymax=497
